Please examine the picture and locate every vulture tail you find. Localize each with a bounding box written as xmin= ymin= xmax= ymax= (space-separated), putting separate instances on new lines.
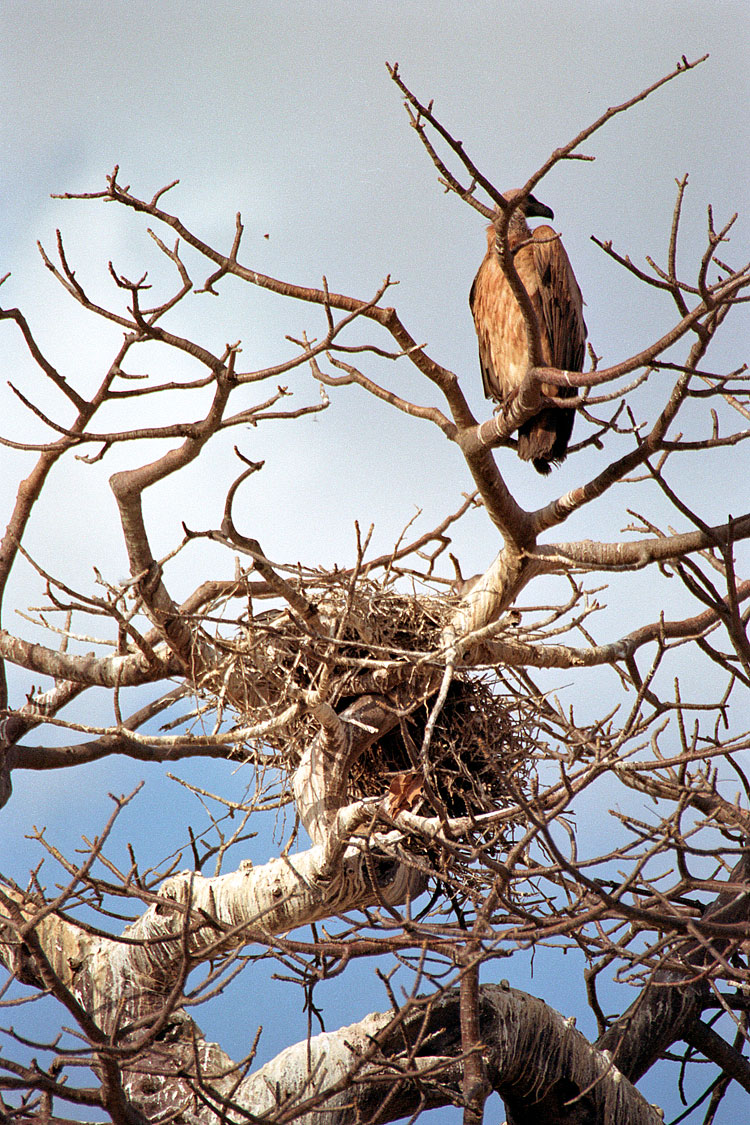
xmin=518 ymin=406 xmax=576 ymax=475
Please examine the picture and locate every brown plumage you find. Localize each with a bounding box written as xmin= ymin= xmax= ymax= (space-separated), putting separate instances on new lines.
xmin=469 ymin=193 xmax=586 ymax=474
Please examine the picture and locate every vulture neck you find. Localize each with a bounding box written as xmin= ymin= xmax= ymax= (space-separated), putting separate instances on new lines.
xmin=490 ymin=210 xmax=532 ymax=256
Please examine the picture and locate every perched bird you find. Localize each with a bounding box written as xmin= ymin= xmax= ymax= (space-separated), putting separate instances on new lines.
xmin=469 ymin=192 xmax=586 ymax=474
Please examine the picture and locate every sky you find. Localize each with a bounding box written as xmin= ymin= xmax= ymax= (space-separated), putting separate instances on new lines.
xmin=1 ymin=3 xmax=749 ymax=1122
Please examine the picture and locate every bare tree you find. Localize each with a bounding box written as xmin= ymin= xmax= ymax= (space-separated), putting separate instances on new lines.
xmin=1 ymin=56 xmax=749 ymax=1124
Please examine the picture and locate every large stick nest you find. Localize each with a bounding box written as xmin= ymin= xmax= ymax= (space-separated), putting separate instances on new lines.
xmin=223 ymin=576 xmax=536 ymax=824
xmin=351 ymin=675 xmax=534 ymax=818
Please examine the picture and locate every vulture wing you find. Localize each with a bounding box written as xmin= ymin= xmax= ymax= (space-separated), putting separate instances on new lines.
xmin=531 ymin=225 xmax=587 ymax=374
xmin=469 ymin=237 xmax=535 ymax=403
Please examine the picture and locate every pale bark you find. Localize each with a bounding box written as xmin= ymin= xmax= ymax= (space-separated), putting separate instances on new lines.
xmin=140 ymin=985 xmax=663 ymax=1125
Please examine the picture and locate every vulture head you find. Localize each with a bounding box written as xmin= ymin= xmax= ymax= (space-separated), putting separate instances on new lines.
xmin=498 ymin=191 xmax=554 ymax=222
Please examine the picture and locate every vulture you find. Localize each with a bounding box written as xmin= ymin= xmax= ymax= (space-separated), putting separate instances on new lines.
xmin=469 ymin=193 xmax=586 ymax=474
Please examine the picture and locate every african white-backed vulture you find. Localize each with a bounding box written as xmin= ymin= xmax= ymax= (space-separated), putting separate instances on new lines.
xmin=469 ymin=193 xmax=586 ymax=474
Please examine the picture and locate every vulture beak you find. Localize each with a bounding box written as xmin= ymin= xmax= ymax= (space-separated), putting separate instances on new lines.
xmin=523 ymin=193 xmax=554 ymax=221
